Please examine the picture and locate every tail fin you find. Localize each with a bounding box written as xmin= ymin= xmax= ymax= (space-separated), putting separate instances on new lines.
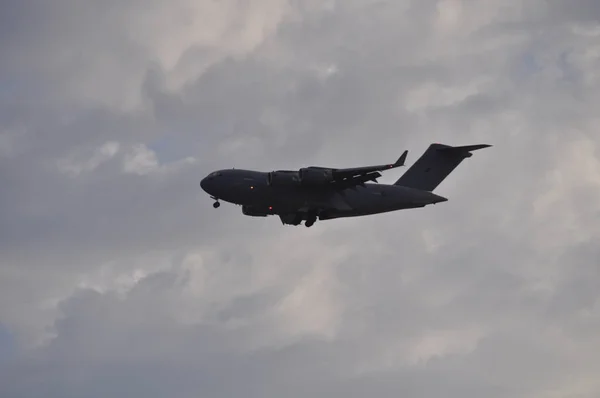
xmin=394 ymin=143 xmax=491 ymax=191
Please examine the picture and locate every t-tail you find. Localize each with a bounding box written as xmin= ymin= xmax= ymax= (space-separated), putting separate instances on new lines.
xmin=394 ymin=143 xmax=491 ymax=192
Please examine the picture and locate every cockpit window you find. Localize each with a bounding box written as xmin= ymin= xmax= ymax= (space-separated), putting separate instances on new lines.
xmin=209 ymin=171 xmax=222 ymax=177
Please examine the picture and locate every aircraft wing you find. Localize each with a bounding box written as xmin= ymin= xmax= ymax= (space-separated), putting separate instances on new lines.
xmin=298 ymin=150 xmax=407 ymax=189
xmin=327 ymin=150 xmax=408 ymax=188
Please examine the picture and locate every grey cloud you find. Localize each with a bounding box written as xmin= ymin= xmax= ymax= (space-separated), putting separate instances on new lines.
xmin=2 ymin=0 xmax=600 ymax=397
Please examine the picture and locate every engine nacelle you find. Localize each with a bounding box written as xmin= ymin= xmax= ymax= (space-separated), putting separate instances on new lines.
xmin=298 ymin=168 xmax=334 ymax=186
xmin=266 ymin=170 xmax=300 ymax=186
xmin=242 ymin=205 xmax=270 ymax=217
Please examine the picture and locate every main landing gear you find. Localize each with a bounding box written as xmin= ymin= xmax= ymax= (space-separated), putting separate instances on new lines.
xmin=211 ymin=196 xmax=220 ymax=208
xmin=304 ymin=211 xmax=318 ymax=227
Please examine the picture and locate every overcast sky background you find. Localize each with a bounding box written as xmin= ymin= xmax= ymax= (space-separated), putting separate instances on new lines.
xmin=1 ymin=0 xmax=600 ymax=397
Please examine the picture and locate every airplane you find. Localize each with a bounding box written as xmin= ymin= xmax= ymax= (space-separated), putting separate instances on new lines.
xmin=200 ymin=143 xmax=491 ymax=227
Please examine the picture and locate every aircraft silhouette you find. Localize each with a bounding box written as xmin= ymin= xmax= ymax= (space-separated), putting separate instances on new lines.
xmin=200 ymin=143 xmax=491 ymax=227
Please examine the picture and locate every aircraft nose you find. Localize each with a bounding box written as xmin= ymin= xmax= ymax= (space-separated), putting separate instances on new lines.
xmin=200 ymin=176 xmax=210 ymax=193
xmin=200 ymin=172 xmax=222 ymax=195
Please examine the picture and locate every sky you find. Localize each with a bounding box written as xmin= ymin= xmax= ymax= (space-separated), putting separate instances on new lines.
xmin=1 ymin=0 xmax=600 ymax=397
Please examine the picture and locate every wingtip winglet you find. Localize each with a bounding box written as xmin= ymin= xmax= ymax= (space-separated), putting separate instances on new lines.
xmin=395 ymin=150 xmax=408 ymax=166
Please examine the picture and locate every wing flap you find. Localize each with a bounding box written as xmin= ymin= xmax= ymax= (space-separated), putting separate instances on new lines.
xmin=334 ymin=171 xmax=382 ymax=189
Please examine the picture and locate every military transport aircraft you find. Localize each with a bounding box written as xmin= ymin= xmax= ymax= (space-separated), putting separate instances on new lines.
xmin=200 ymin=143 xmax=491 ymax=227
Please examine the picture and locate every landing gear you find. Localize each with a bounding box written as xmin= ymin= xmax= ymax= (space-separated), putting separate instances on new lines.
xmin=291 ymin=213 xmax=303 ymax=226
xmin=211 ymin=196 xmax=220 ymax=208
xmin=304 ymin=210 xmax=318 ymax=227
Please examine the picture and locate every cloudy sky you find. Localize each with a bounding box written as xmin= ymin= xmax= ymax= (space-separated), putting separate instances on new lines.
xmin=1 ymin=0 xmax=600 ymax=396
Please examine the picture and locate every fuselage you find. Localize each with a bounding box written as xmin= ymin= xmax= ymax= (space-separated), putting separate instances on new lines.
xmin=200 ymin=168 xmax=447 ymax=221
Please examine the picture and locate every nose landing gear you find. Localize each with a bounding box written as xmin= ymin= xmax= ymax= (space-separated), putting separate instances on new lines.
xmin=211 ymin=196 xmax=220 ymax=208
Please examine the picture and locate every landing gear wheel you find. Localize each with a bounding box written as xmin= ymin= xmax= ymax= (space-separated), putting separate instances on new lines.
xmin=304 ymin=210 xmax=317 ymax=227
xmin=213 ymin=201 xmax=220 ymax=208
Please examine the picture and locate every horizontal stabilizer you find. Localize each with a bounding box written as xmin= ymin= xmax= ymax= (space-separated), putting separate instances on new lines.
xmin=394 ymin=143 xmax=491 ymax=191
xmin=436 ymin=144 xmax=492 ymax=158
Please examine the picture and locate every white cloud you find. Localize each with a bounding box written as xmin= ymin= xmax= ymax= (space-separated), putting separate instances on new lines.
xmin=123 ymin=144 xmax=160 ymax=175
xmin=57 ymin=141 xmax=120 ymax=176
xmin=274 ymin=258 xmax=343 ymax=340
xmin=406 ymin=326 xmax=483 ymax=365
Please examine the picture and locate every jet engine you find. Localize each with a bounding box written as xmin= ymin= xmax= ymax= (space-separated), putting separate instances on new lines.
xmin=242 ymin=205 xmax=269 ymax=217
xmin=266 ymin=170 xmax=300 ymax=186
xmin=298 ymin=168 xmax=334 ymax=186
xmin=266 ymin=168 xmax=334 ymax=187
